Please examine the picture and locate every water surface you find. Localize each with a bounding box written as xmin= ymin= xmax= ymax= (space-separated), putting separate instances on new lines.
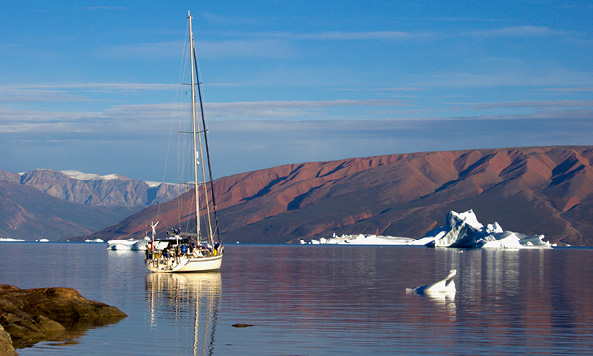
xmin=1 ymin=243 xmax=592 ymax=355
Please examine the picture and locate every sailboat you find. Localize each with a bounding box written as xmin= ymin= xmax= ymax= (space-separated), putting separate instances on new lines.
xmin=145 ymin=12 xmax=223 ymax=273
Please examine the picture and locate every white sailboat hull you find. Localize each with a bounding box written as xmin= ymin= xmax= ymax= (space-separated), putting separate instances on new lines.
xmin=146 ymin=253 xmax=223 ymax=273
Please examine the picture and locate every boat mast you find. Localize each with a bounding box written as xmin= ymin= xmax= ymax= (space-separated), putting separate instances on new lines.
xmin=188 ymin=13 xmax=220 ymax=247
xmin=192 ymin=49 xmax=220 ymax=246
xmin=188 ymin=12 xmax=201 ymax=241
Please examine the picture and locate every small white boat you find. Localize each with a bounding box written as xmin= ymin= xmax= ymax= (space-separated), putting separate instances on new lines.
xmin=145 ymin=12 xmax=223 ymax=273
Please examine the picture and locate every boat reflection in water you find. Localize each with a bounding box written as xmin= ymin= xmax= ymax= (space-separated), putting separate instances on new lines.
xmin=145 ymin=273 xmax=221 ymax=356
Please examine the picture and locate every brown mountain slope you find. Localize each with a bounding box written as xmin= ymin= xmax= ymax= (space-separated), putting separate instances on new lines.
xmin=81 ymin=146 xmax=593 ymax=246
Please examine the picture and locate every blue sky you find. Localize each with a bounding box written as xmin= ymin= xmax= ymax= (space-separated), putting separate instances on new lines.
xmin=1 ymin=1 xmax=592 ymax=181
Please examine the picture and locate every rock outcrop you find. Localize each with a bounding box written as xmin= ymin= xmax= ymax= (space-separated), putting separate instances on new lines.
xmin=0 ymin=324 xmax=16 ymax=356
xmin=0 ymin=285 xmax=126 ymax=353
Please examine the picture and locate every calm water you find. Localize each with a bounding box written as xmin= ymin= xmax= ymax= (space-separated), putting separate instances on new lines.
xmin=1 ymin=243 xmax=593 ymax=355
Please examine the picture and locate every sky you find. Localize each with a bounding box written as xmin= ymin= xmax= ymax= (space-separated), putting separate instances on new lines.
xmin=1 ymin=1 xmax=592 ymax=182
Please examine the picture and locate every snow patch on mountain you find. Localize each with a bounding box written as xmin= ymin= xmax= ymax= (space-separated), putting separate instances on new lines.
xmin=61 ymin=170 xmax=124 ymax=181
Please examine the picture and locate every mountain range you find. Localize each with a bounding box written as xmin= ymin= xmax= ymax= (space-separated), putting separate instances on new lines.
xmin=0 ymin=169 xmax=184 ymax=240
xmin=80 ymin=146 xmax=593 ymax=246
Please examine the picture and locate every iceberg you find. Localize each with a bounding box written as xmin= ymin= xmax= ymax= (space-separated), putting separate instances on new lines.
xmin=305 ymin=209 xmax=551 ymax=249
xmin=304 ymin=233 xmax=431 ymax=246
xmin=107 ymin=237 xmax=149 ymax=251
xmin=426 ymin=210 xmax=551 ymax=249
xmin=406 ymin=269 xmax=457 ymax=294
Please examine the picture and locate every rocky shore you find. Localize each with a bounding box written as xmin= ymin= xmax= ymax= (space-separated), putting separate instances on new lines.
xmin=0 ymin=285 xmax=127 ymax=355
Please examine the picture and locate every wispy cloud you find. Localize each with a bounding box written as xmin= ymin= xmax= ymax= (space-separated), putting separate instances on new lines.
xmin=307 ymin=31 xmax=433 ymax=41
xmin=101 ymin=38 xmax=297 ymax=60
xmin=204 ymin=99 xmax=408 ymax=119
xmin=537 ymin=87 xmax=593 ymax=93
xmin=474 ymin=100 xmax=593 ymax=110
xmin=412 ymin=67 xmax=593 ymax=88
xmin=0 ymin=83 xmax=176 ymax=91
xmin=101 ymin=41 xmax=184 ymax=59
xmin=397 ymin=16 xmax=507 ymax=23
xmin=326 ymin=87 xmax=426 ymax=92
xmin=197 ymin=38 xmax=296 ymax=59
xmin=0 ymin=82 xmax=177 ymax=103
xmin=464 ymin=26 xmax=567 ymax=38
xmin=85 ymin=6 xmax=129 ymax=11
xmin=221 ymin=25 xmax=565 ymax=44
xmin=105 ymin=99 xmax=408 ymax=121
xmin=0 ymin=107 xmax=105 ymax=133
xmin=230 ymin=30 xmax=434 ymax=42
xmin=0 ymin=99 xmax=407 ymax=134
xmin=5 ymin=98 xmax=590 ymax=139
xmin=97 ymin=24 xmax=574 ymax=63
xmin=198 ymin=11 xmax=263 ymax=26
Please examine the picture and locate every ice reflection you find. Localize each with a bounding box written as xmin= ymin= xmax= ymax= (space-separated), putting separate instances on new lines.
xmin=145 ymin=273 xmax=221 ymax=356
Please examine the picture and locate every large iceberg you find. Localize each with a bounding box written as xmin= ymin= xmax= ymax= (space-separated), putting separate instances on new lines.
xmin=425 ymin=210 xmax=551 ymax=249
xmin=306 ymin=209 xmax=552 ymax=249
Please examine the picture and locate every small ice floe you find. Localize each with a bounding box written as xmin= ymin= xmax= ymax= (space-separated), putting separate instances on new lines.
xmin=35 ymin=239 xmax=49 ymax=242
xmin=0 ymin=238 xmax=25 ymax=242
xmin=305 ymin=233 xmax=428 ymax=245
xmin=107 ymin=237 xmax=149 ymax=251
xmin=406 ymin=269 xmax=457 ymax=295
xmin=85 ymin=238 xmax=104 ymax=243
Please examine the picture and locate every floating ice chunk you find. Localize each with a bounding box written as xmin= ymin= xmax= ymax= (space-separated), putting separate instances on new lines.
xmin=107 ymin=237 xmax=148 ymax=251
xmin=481 ymin=231 xmax=523 ymax=249
xmin=407 ymin=269 xmax=457 ymax=294
xmin=307 ymin=233 xmax=421 ymax=245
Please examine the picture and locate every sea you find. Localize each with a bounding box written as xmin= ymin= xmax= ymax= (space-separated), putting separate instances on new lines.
xmin=1 ymin=242 xmax=593 ymax=355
